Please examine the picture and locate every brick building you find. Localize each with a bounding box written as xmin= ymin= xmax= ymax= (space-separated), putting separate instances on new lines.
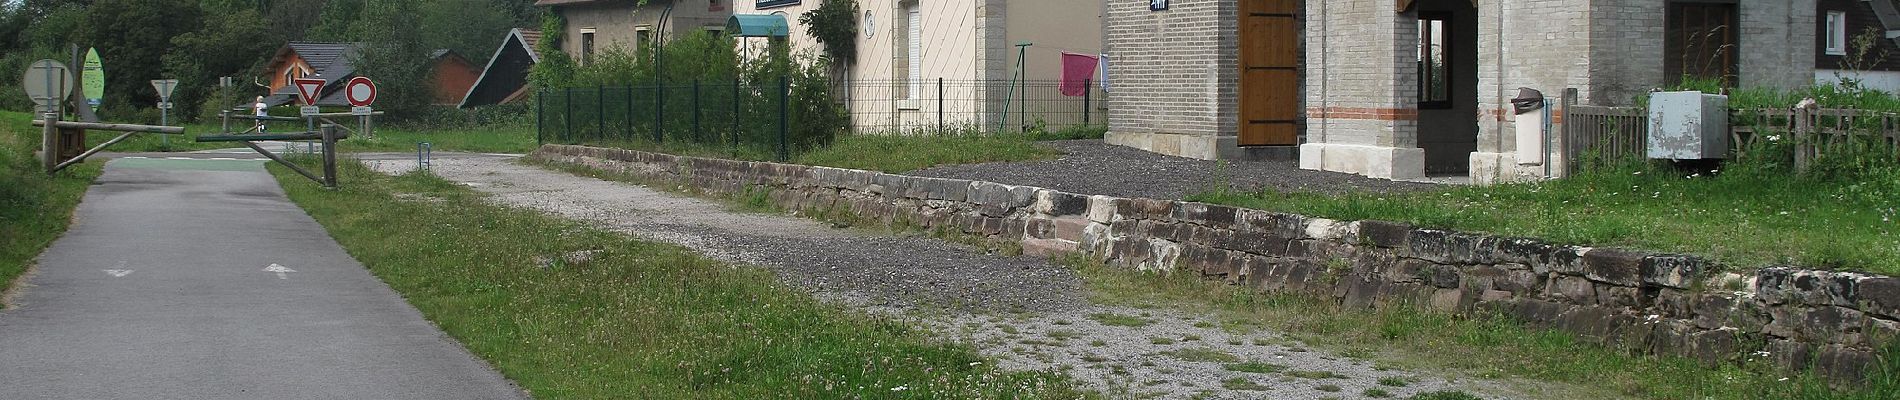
xmin=1107 ymin=0 xmax=1824 ymax=183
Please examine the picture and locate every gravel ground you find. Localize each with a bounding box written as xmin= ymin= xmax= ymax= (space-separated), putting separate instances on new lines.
xmin=911 ymin=140 xmax=1438 ymax=200
xmin=360 ymin=153 xmax=1523 ymax=399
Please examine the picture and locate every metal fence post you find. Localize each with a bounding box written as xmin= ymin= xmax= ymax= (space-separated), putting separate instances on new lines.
xmin=937 ymin=78 xmax=945 ymax=133
xmin=778 ymin=77 xmax=789 ymax=162
xmin=693 ymin=79 xmax=703 ymax=142
xmin=564 ymin=88 xmax=573 ymax=143
xmin=731 ymin=78 xmax=741 ymax=148
xmin=596 ymin=85 xmax=606 ymax=144
xmin=535 ymin=90 xmax=543 ymax=144
xmin=655 ymin=79 xmax=666 ymax=143
xmin=634 ymin=86 xmax=642 ymax=140
xmin=1082 ymin=78 xmax=1092 ymax=126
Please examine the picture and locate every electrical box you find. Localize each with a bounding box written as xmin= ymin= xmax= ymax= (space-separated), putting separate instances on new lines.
xmin=1647 ymin=91 xmax=1729 ymax=160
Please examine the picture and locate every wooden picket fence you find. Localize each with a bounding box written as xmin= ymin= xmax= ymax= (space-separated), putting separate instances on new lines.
xmin=1561 ymin=99 xmax=1900 ymax=174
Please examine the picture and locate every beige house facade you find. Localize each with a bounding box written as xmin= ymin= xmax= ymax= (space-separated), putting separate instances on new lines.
xmin=537 ymin=0 xmax=734 ymax=64
xmin=735 ymin=0 xmax=1104 ymax=133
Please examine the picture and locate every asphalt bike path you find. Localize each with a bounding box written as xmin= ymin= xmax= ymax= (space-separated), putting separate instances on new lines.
xmin=0 ymin=157 xmax=523 ymax=400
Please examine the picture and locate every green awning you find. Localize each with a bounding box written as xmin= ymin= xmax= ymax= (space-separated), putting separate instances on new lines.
xmin=726 ymin=14 xmax=791 ymax=37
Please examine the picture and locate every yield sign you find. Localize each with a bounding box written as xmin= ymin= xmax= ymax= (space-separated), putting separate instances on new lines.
xmin=150 ymin=79 xmax=178 ymax=100
xmin=293 ymin=78 xmax=325 ymax=106
xmin=344 ymin=76 xmax=377 ymax=107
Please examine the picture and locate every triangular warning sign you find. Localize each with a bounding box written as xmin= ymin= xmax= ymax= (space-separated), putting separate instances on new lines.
xmin=294 ymin=78 xmax=325 ymax=106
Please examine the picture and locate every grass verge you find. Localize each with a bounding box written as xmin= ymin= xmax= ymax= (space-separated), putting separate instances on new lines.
xmin=1187 ymin=160 xmax=1900 ymax=275
xmin=0 ymin=111 xmax=101 ymax=307
xmin=1065 ymin=254 xmax=1899 ymax=400
xmin=268 ymin=158 xmax=1089 ymax=399
xmin=558 ymin=125 xmax=1107 ymax=174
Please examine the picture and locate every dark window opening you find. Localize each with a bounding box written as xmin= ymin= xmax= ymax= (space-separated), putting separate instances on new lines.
xmin=1417 ymin=12 xmax=1452 ymax=109
xmin=580 ymin=31 xmax=596 ymax=65
xmin=1665 ymin=2 xmax=1739 ymax=87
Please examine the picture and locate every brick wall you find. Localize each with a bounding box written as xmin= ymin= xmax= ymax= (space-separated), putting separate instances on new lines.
xmin=1105 ymin=0 xmax=1235 ymax=141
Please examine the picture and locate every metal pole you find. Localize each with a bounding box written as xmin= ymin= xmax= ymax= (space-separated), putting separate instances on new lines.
xmin=937 ymin=78 xmax=944 ymax=133
xmin=321 ymin=124 xmax=338 ymax=189
xmin=778 ymin=77 xmax=789 ymax=162
xmin=1083 ymin=78 xmax=1092 ymax=126
xmin=42 ymin=113 xmax=57 ymax=174
xmin=625 ymin=86 xmax=633 ymax=141
xmin=655 ymin=79 xmax=665 ymax=143
xmin=160 ymin=103 xmax=169 ymax=149
xmin=596 ymin=85 xmax=605 ymax=144
xmin=693 ymin=79 xmax=702 ymax=142
xmin=535 ymin=89 xmax=544 ymax=144
xmin=564 ymin=88 xmax=573 ymax=143
xmin=731 ymin=78 xmax=740 ymax=148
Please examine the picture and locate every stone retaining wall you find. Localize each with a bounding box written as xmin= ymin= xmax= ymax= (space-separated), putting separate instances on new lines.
xmin=530 ymin=144 xmax=1895 ymax=383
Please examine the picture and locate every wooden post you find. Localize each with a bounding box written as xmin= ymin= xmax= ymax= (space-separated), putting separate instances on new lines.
xmin=321 ymin=124 xmax=338 ymax=189
xmin=1795 ymin=106 xmax=1812 ymax=171
xmin=42 ymin=113 xmax=57 ymax=174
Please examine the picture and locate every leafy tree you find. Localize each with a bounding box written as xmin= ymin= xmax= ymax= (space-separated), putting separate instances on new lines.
xmin=82 ymin=0 xmax=203 ymax=113
xmin=302 ymin=0 xmax=361 ymax=41
xmin=163 ymin=8 xmax=275 ymax=121
xmin=346 ymin=0 xmax=431 ymax=117
xmin=260 ymin=0 xmax=326 ymax=42
xmin=799 ymin=0 xmax=858 ymax=65
xmin=420 ymin=0 xmax=516 ymax=65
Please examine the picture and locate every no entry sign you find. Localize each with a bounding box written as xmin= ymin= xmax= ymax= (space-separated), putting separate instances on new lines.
xmin=345 ymin=77 xmax=377 ymax=107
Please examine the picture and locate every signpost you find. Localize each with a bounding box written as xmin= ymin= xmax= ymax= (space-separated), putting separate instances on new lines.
xmin=344 ymin=77 xmax=376 ymax=138
xmin=152 ymin=79 xmax=178 ymax=147
xmin=82 ymin=48 xmax=103 ymax=113
xmin=22 ymin=60 xmax=73 ymax=115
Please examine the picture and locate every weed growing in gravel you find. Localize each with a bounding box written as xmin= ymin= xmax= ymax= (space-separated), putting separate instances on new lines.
xmin=1089 ymin=340 xmax=1106 ymax=347
xmin=1046 ymin=330 xmax=1080 ymax=340
xmin=1220 ymin=377 xmax=1268 ymax=391
xmin=1222 ymin=361 xmax=1289 ymax=374
xmin=1164 ymin=347 xmax=1240 ymax=363
xmin=1286 ymin=370 xmax=1348 ymax=380
xmin=1407 ymin=391 xmax=1483 ymax=400
xmin=1089 ymin=313 xmax=1152 ymax=327
xmin=1148 ymin=337 xmax=1176 ymax=345
xmin=1365 ymin=388 xmax=1394 ymax=398
xmin=1377 ymin=376 xmax=1412 ymax=387
xmin=1315 ymin=384 xmax=1342 ymax=392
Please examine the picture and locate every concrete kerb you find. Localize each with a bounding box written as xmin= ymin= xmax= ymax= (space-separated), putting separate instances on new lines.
xmin=527 ymin=144 xmax=1896 ymax=384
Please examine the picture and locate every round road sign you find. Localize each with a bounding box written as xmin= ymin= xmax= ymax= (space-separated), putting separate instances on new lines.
xmin=345 ymin=77 xmax=377 ymax=107
xmin=21 ymin=59 xmax=73 ymax=112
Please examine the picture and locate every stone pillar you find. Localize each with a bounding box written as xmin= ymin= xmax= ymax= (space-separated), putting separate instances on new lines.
xmin=1103 ymin=0 xmax=1234 ymax=160
xmin=1301 ymin=1 xmax=1424 ymax=180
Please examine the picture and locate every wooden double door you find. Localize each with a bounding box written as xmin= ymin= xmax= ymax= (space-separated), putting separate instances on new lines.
xmin=1238 ymin=0 xmax=1301 ymax=146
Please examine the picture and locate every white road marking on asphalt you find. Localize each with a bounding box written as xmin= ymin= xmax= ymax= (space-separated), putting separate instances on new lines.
xmin=103 ymin=269 xmax=133 ymax=277
xmin=166 ymin=157 xmax=191 ymax=160
xmin=120 ymin=156 xmax=148 ymax=159
xmin=263 ymin=264 xmax=297 ymax=279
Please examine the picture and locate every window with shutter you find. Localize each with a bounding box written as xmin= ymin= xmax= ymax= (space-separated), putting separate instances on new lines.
xmin=907 ymin=5 xmax=922 ymax=100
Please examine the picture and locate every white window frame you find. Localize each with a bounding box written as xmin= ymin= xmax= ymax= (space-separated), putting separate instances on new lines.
xmin=579 ymin=27 xmax=598 ymax=65
xmin=902 ymin=2 xmax=923 ymax=105
xmin=1827 ymin=11 xmax=1848 ymax=56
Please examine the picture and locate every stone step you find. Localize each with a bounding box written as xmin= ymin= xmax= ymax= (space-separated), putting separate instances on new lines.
xmin=1052 ymin=217 xmax=1090 ymax=242
xmin=1021 ymin=238 xmax=1079 ymax=258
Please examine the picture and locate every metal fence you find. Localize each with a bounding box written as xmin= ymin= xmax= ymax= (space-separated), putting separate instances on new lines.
xmin=538 ymin=78 xmax=798 ymax=161
xmin=535 ymin=78 xmax=1109 ymax=161
xmin=1562 ymin=103 xmax=1649 ymax=175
